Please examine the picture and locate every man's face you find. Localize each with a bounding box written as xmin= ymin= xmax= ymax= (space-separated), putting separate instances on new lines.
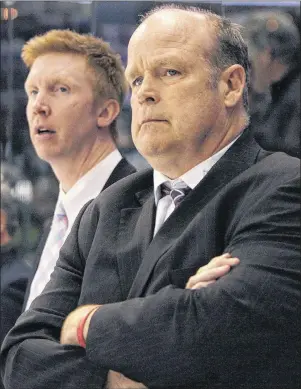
xmin=25 ymin=53 xmax=102 ymax=164
xmin=126 ymin=12 xmax=226 ymax=170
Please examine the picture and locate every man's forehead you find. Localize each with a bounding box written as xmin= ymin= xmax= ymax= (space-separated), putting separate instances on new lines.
xmin=26 ymin=53 xmax=89 ymax=82
xmin=135 ymin=9 xmax=208 ymax=34
xmin=29 ymin=53 xmax=87 ymax=72
xmin=128 ymin=10 xmax=212 ymax=52
xmin=127 ymin=11 xmax=213 ymax=73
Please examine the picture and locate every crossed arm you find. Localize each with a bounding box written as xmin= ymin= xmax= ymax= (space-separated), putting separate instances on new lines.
xmin=60 ymin=253 xmax=240 ymax=345
xmin=60 ymin=253 xmax=240 ymax=389
xmin=1 ymin=223 xmax=239 ymax=389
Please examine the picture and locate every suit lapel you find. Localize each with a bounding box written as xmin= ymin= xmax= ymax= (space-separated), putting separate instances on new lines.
xmin=92 ymin=158 xmax=136 ymax=299
xmin=128 ymin=129 xmax=261 ymax=298
xmin=116 ymin=172 xmax=155 ymax=299
xmin=103 ymin=158 xmax=136 ymax=190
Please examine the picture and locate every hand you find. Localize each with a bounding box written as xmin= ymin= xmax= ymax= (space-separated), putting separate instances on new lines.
xmin=185 ymin=253 xmax=239 ymax=289
xmin=60 ymin=304 xmax=101 ymax=346
xmin=106 ymin=370 xmax=147 ymax=389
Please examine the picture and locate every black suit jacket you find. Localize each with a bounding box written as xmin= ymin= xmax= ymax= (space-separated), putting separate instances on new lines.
xmin=22 ymin=157 xmax=136 ymax=309
xmin=1 ymin=130 xmax=300 ymax=389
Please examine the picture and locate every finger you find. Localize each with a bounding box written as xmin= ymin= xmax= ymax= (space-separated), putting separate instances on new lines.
xmin=196 ymin=253 xmax=230 ymax=273
xmin=190 ymin=280 xmax=215 ymax=289
xmin=107 ymin=371 xmax=147 ymax=389
xmin=211 ymin=256 xmax=240 ymax=269
xmin=210 ymin=252 xmax=231 ymax=264
xmin=198 ymin=255 xmax=240 ymax=273
xmin=207 ymin=254 xmax=239 ymax=267
xmin=190 ymin=264 xmax=231 ymax=284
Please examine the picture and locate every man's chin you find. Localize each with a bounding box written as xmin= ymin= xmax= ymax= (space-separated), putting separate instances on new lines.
xmin=35 ymin=149 xmax=60 ymax=165
xmin=136 ymin=143 xmax=175 ymax=167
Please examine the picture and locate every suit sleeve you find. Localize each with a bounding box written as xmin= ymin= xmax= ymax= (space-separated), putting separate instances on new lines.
xmin=85 ymin=171 xmax=301 ymax=388
xmin=0 ymin=201 xmax=108 ymax=389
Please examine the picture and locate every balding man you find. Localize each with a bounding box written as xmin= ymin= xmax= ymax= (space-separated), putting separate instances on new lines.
xmin=2 ymin=6 xmax=300 ymax=389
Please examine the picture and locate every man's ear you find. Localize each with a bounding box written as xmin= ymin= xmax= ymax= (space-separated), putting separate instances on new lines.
xmin=220 ymin=64 xmax=246 ymax=108
xmin=97 ymin=99 xmax=120 ymax=128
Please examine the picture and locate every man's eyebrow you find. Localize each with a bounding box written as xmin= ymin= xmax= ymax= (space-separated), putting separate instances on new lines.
xmin=153 ymin=55 xmax=184 ymax=67
xmin=25 ymin=75 xmax=81 ymax=90
xmin=49 ymin=75 xmax=79 ymax=86
xmin=124 ymin=67 xmax=136 ymax=81
xmin=24 ymin=80 xmax=37 ymax=92
xmin=125 ymin=56 xmax=184 ymax=79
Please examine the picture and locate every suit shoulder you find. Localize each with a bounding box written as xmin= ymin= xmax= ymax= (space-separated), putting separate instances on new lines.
xmin=255 ymin=150 xmax=300 ymax=178
xmin=95 ymin=168 xmax=152 ymax=202
xmin=219 ymin=150 xmax=299 ymax=212
xmin=80 ymin=168 xmax=153 ymax=219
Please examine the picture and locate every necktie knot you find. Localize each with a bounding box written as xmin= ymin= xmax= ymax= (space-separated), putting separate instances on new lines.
xmin=161 ymin=180 xmax=191 ymax=207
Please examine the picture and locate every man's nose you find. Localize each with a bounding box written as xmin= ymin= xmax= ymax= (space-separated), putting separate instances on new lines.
xmin=137 ymin=77 xmax=160 ymax=105
xmin=32 ymin=93 xmax=51 ymax=116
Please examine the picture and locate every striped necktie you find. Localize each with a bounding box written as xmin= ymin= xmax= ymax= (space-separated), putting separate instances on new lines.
xmin=161 ymin=180 xmax=191 ymax=208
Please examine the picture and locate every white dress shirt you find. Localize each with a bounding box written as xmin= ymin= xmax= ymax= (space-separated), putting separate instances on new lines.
xmin=25 ymin=149 xmax=122 ymax=309
xmin=153 ymin=137 xmax=240 ymax=236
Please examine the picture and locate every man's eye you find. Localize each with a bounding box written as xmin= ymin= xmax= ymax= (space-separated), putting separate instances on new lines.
xmin=132 ymin=77 xmax=143 ymax=87
xmin=53 ymin=85 xmax=68 ymax=93
xmin=166 ymin=69 xmax=180 ymax=77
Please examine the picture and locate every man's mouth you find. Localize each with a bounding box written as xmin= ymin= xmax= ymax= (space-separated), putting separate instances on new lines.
xmin=141 ymin=119 xmax=167 ymax=125
xmin=36 ymin=128 xmax=56 ymax=134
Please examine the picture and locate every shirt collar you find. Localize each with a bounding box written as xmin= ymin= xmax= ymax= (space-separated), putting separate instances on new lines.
xmin=56 ymin=149 xmax=122 ymax=228
xmin=153 ymin=134 xmax=241 ymax=205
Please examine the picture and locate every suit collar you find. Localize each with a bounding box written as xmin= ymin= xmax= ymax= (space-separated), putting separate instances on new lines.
xmin=152 ymin=133 xmax=242 ymax=204
xmin=189 ymin=126 xmax=260 ymax=199
xmin=103 ymin=158 xmax=136 ymax=190
xmin=116 ymin=172 xmax=155 ymax=299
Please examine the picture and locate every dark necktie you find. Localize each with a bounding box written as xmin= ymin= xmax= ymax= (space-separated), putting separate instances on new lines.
xmin=161 ymin=180 xmax=191 ymax=208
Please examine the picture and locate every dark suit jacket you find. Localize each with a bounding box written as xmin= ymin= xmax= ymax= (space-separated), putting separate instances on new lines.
xmin=21 ymin=157 xmax=136 ymax=311
xmin=1 ymin=130 xmax=300 ymax=389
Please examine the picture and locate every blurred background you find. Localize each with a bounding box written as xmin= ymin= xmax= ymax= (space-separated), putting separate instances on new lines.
xmin=1 ymin=0 xmax=300 ymax=253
